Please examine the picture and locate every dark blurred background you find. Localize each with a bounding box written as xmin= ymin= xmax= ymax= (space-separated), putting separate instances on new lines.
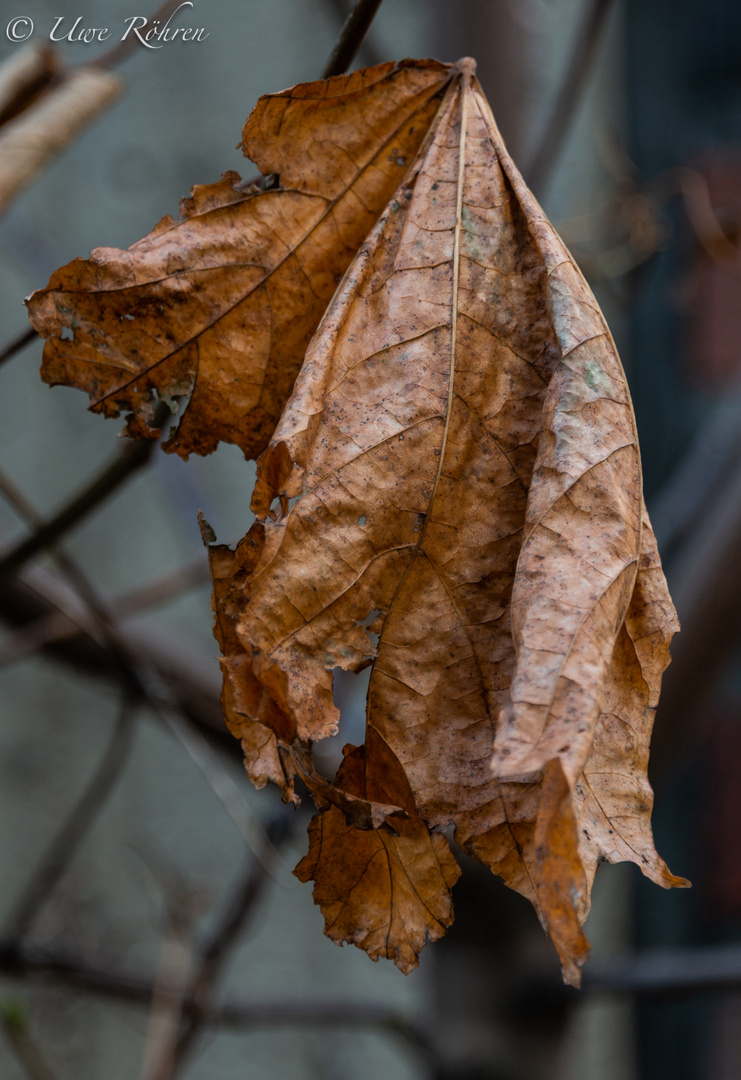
xmin=1 ymin=1 xmax=740 ymax=1078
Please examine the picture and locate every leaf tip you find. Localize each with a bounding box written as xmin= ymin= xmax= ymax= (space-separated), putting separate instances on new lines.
xmin=561 ymin=957 xmax=585 ymax=989
xmin=454 ymin=56 xmax=477 ymax=78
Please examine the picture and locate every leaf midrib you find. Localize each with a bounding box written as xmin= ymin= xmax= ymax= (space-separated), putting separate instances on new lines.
xmin=84 ymin=76 xmax=456 ymax=411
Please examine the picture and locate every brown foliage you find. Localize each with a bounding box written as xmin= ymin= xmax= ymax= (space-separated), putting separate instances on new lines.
xmin=294 ymin=731 xmax=461 ymax=974
xmin=30 ymin=57 xmax=687 ymax=984
xmin=27 ymin=60 xmax=453 ymax=458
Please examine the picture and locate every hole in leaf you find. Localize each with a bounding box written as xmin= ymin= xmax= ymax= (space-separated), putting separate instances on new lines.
xmin=312 ymin=665 xmax=371 ymax=779
xmin=357 ymin=608 xmax=383 ymax=648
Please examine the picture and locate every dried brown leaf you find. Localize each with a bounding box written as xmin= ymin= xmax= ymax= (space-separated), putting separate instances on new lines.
xmin=213 ymin=59 xmax=686 ymax=981
xmin=208 ymin=523 xmax=297 ymax=802
xmin=27 ymin=59 xmax=453 ymax=459
xmin=294 ymin=732 xmax=460 ymax=974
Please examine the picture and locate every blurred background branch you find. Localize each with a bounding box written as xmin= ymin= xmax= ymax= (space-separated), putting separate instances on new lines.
xmin=1 ymin=0 xmax=740 ymax=1078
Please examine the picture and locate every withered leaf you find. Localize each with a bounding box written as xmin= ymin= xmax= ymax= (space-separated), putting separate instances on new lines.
xmin=294 ymin=729 xmax=460 ymax=974
xmin=209 ymin=522 xmax=405 ymax=830
xmin=212 ymin=58 xmax=687 ymax=983
xmin=27 ymin=59 xmax=453 ymax=459
xmin=208 ymin=520 xmax=297 ymax=802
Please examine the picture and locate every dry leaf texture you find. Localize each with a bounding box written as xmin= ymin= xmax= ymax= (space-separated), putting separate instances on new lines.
xmin=211 ymin=58 xmax=687 ymax=984
xmin=27 ymin=59 xmax=453 ymax=459
xmin=295 ymin=731 xmax=460 ymax=974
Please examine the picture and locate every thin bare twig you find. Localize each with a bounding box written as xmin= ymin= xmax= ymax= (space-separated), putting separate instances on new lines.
xmin=0 ymin=43 xmax=60 ymax=129
xmin=321 ymin=0 xmax=385 ymax=78
xmin=583 ymin=944 xmax=741 ymax=996
xmin=526 ymin=0 xmax=616 ymax=195
xmin=31 ymin=571 xmax=287 ymax=880
xmin=170 ymin=814 xmax=295 ymax=1073
xmin=1 ymin=1001 xmax=58 ymax=1080
xmin=0 ymin=469 xmax=43 ymax=525
xmin=0 ymin=436 xmax=158 ymax=585
xmin=0 ymin=470 xmax=113 ymax=653
xmin=140 ymin=878 xmax=205 ymax=1080
xmin=148 ymin=690 xmax=294 ymax=885
xmin=0 ymin=451 xmax=285 ymax=875
xmin=0 ymin=569 xmax=230 ymax=745
xmin=93 ymin=0 xmax=197 ymax=71
xmin=5 ymin=696 xmax=137 ymax=939
xmin=0 ymin=609 xmax=79 ymax=667
xmin=0 ymin=327 xmax=37 ymax=369
xmin=0 ymin=558 xmax=208 ymax=668
xmin=0 ymin=939 xmax=435 ymax=1064
xmin=322 ymin=0 xmax=382 ymax=69
xmin=114 ymin=559 xmax=210 ymax=618
xmin=141 ymin=932 xmax=195 ymax=1080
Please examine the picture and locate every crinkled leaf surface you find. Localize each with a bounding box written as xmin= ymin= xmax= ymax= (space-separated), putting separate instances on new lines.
xmin=295 ymin=730 xmax=460 ymax=974
xmin=209 ymin=59 xmax=687 ymax=985
xmin=27 ymin=59 xmax=452 ymax=459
